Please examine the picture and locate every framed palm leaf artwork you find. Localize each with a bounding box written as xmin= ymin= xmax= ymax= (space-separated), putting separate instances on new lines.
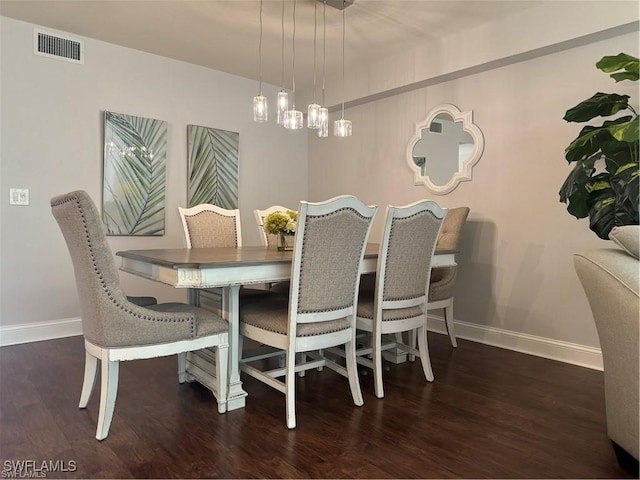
xmin=103 ymin=111 xmax=167 ymax=235
xmin=187 ymin=125 xmax=239 ymax=208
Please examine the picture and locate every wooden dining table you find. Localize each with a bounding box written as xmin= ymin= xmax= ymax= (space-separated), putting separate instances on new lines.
xmin=116 ymin=244 xmax=457 ymax=411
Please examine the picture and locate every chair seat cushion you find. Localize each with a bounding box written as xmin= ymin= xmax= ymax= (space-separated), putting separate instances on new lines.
xmin=146 ymin=303 xmax=228 ymax=337
xmin=240 ymin=294 xmax=350 ymax=337
xmin=357 ymin=291 xmax=424 ymax=321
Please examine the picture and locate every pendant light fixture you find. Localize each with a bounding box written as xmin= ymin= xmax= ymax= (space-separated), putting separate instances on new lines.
xmin=284 ymin=0 xmax=303 ymax=130
xmin=253 ymin=0 xmax=267 ymax=122
xmin=276 ymin=0 xmax=288 ymax=125
xmin=307 ymin=1 xmax=321 ymax=129
xmin=318 ymin=0 xmax=329 ymax=137
xmin=333 ymin=0 xmax=352 ymax=137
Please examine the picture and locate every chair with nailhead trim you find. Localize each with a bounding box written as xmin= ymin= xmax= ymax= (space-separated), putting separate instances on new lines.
xmin=239 ymin=195 xmax=377 ymax=429
xmin=179 ymin=204 xmax=267 ymax=312
xmin=178 ymin=204 xmax=242 ymax=312
xmin=427 ymin=206 xmax=470 ymax=347
xmin=51 ymin=190 xmax=229 ymax=440
xmin=355 ymin=200 xmax=445 ymax=398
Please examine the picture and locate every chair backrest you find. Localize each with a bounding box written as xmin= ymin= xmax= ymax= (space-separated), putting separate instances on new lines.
xmin=254 ymin=205 xmax=292 ymax=247
xmin=49 ymin=191 xmax=142 ymax=346
xmin=436 ymin=206 xmax=469 ymax=250
xmin=179 ymin=204 xmax=241 ymax=248
xmin=288 ymin=196 xmax=377 ymax=327
xmin=376 ymin=200 xmax=446 ymax=310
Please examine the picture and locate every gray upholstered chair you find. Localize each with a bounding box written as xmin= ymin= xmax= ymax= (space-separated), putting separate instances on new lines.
xmin=179 ymin=203 xmax=242 ymax=249
xmin=427 ymin=206 xmax=470 ymax=347
xmin=51 ymin=191 xmax=229 ymax=440
xmin=574 ymin=225 xmax=639 ymax=475
xmin=355 ymin=200 xmax=445 ymax=398
xmin=178 ymin=204 xmax=242 ymax=311
xmin=239 ymin=195 xmax=377 ymax=429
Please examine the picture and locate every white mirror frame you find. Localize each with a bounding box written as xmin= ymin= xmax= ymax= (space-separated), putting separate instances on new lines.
xmin=406 ymin=103 xmax=485 ymax=195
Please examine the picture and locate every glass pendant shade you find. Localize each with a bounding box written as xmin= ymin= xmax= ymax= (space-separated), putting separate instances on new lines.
xmin=318 ymin=107 xmax=329 ymax=137
xmin=307 ymin=103 xmax=321 ymax=129
xmin=253 ymin=95 xmax=268 ymax=122
xmin=277 ymin=91 xmax=289 ymax=125
xmin=334 ymin=118 xmax=352 ymax=137
xmin=284 ymin=108 xmax=304 ymax=129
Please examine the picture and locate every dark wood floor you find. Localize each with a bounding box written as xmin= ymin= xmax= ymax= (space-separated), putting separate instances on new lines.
xmin=0 ymin=333 xmax=631 ymax=479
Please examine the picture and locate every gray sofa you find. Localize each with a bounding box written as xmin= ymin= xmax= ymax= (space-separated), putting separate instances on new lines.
xmin=574 ymin=225 xmax=639 ymax=475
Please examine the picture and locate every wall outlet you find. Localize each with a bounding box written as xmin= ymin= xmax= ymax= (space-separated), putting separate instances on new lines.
xmin=9 ymin=188 xmax=29 ymax=206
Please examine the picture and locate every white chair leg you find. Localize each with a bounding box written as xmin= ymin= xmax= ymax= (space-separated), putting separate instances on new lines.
xmin=285 ymin=351 xmax=297 ymax=429
xmin=79 ymin=350 xmax=98 ymax=408
xmin=407 ymin=329 xmax=417 ymax=362
xmin=177 ymin=352 xmax=187 ymax=383
xmin=96 ymin=357 xmax=119 ymax=440
xmin=345 ymin=339 xmax=364 ymax=406
xmin=215 ymin=343 xmax=229 ymax=414
xmin=417 ymin=325 xmax=434 ymax=382
xmin=297 ymin=352 xmax=306 ymax=377
xmin=444 ymin=303 xmax=457 ymax=348
xmin=372 ymin=332 xmax=384 ymax=399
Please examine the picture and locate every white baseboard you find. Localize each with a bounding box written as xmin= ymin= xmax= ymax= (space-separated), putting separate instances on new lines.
xmin=427 ymin=314 xmax=603 ymax=371
xmin=0 ymin=316 xmax=603 ymax=371
xmin=0 ymin=317 xmax=82 ymax=347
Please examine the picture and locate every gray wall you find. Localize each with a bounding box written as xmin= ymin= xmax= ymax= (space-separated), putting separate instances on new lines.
xmin=0 ymin=16 xmax=308 ymax=328
xmin=308 ymin=5 xmax=638 ymax=367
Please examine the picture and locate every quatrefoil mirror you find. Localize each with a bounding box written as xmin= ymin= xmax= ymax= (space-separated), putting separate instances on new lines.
xmin=406 ymin=104 xmax=484 ymax=195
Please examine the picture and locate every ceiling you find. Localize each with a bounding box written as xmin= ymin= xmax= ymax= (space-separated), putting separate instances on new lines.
xmin=0 ymin=0 xmax=538 ymax=102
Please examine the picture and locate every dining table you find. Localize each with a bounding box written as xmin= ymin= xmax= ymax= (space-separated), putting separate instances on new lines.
xmin=116 ymin=244 xmax=457 ymax=411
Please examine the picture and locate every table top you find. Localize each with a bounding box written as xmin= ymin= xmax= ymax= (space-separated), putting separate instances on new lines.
xmin=116 ymin=244 xmax=457 ymax=270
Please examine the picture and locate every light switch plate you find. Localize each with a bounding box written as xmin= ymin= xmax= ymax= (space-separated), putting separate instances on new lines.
xmin=9 ymin=188 xmax=29 ymax=206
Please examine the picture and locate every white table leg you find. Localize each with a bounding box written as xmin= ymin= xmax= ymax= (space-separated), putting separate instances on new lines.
xmin=224 ymin=284 xmax=247 ymax=410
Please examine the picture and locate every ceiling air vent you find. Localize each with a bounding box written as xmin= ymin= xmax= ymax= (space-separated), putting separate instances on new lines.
xmin=34 ymin=28 xmax=84 ymax=64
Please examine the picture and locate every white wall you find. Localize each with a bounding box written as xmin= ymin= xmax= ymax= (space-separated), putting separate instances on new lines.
xmin=309 ymin=19 xmax=638 ymax=367
xmin=0 ymin=17 xmax=308 ymax=329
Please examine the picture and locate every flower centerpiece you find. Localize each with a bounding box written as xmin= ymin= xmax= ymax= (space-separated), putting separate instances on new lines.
xmin=263 ymin=210 xmax=298 ymax=251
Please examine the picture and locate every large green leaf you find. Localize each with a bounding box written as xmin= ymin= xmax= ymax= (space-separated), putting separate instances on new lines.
xmin=596 ymin=53 xmax=640 ymax=82
xmin=611 ymin=164 xmax=640 ymax=225
xmin=608 ymin=116 xmax=639 ymax=142
xmin=187 ymin=125 xmax=239 ymax=209
xmin=585 ymin=165 xmax=639 ymax=239
xmin=103 ymin=112 xmax=167 ymax=235
xmin=559 ymin=154 xmax=598 ymax=217
xmin=564 ymin=116 xmax=633 ymax=162
xmin=563 ymin=92 xmax=630 ymax=123
xmin=587 ymin=187 xmax=616 ymax=239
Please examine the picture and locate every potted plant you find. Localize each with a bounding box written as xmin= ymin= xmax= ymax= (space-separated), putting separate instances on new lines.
xmin=559 ymin=53 xmax=639 ymax=239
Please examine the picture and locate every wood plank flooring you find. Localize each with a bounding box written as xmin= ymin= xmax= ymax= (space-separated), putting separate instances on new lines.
xmin=0 ymin=333 xmax=632 ymax=479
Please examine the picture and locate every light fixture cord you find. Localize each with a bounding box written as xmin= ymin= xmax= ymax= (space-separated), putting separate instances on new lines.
xmin=341 ymin=3 xmax=346 ymax=119
xmin=280 ymin=0 xmax=285 ymax=89
xmin=312 ymin=1 xmax=317 ymax=103
xmin=291 ymin=0 xmax=297 ymax=104
xmin=258 ymin=0 xmax=263 ymax=94
xmin=321 ymin=0 xmax=326 ymax=106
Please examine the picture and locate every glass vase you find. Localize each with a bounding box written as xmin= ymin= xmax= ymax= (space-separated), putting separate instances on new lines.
xmin=278 ymin=232 xmax=294 ymax=251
